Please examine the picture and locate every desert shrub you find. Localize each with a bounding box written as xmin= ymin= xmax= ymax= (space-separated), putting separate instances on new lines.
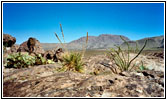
xmin=107 ymin=36 xmax=148 ymax=73
xmin=54 ymin=24 xmax=88 ymax=73
xmin=61 ymin=52 xmax=84 ymax=73
xmin=35 ymin=54 xmax=55 ymax=64
xmin=6 ymin=52 xmax=55 ymax=68
xmin=6 ymin=52 xmax=36 ymax=68
xmin=34 ymin=54 xmax=47 ymax=65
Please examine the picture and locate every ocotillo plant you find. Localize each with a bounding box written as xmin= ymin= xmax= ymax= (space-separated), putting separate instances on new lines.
xmin=108 ymin=36 xmax=148 ymax=74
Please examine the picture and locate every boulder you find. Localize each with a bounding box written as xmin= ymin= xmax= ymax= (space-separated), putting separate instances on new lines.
xmin=17 ymin=37 xmax=44 ymax=54
xmin=55 ymin=48 xmax=64 ymax=62
xmin=4 ymin=44 xmax=20 ymax=54
xmin=27 ymin=37 xmax=36 ymax=54
xmin=43 ymin=48 xmax=64 ymax=62
xmin=3 ymin=34 xmax=16 ymax=47
xmin=43 ymin=50 xmax=55 ymax=60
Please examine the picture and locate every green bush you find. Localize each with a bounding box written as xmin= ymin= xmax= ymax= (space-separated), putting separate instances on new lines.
xmin=6 ymin=52 xmax=36 ymax=68
xmin=6 ymin=52 xmax=55 ymax=68
xmin=107 ymin=36 xmax=147 ymax=73
xmin=34 ymin=54 xmax=47 ymax=65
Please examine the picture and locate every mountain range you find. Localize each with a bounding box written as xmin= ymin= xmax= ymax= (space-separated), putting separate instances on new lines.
xmin=121 ymin=35 xmax=164 ymax=50
xmin=41 ymin=34 xmax=164 ymax=50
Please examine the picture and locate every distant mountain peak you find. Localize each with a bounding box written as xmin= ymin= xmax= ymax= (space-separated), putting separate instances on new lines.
xmin=68 ymin=34 xmax=130 ymax=50
xmin=41 ymin=34 xmax=164 ymax=50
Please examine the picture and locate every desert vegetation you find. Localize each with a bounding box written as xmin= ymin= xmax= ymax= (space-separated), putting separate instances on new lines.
xmin=106 ymin=36 xmax=148 ymax=73
xmin=3 ymin=26 xmax=164 ymax=97
xmin=54 ymin=24 xmax=88 ymax=73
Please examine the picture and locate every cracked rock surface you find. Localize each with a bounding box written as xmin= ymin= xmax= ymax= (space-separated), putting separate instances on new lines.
xmin=3 ymin=54 xmax=164 ymax=97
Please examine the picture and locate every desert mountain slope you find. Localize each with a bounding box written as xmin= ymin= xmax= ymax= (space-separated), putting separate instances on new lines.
xmin=121 ymin=35 xmax=164 ymax=49
xmin=41 ymin=34 xmax=130 ymax=50
xmin=67 ymin=34 xmax=130 ymax=49
xmin=41 ymin=34 xmax=164 ymax=50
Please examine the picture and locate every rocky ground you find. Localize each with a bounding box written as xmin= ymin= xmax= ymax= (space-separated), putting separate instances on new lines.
xmin=3 ymin=53 xmax=164 ymax=97
xmin=3 ymin=33 xmax=165 ymax=97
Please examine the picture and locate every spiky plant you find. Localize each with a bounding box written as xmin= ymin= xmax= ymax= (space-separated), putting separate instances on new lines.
xmin=54 ymin=24 xmax=88 ymax=73
xmin=107 ymin=36 xmax=148 ymax=73
xmin=61 ymin=52 xmax=84 ymax=73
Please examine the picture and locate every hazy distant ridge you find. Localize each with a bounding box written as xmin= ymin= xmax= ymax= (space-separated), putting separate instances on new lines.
xmin=67 ymin=34 xmax=130 ymax=49
xmin=41 ymin=34 xmax=164 ymax=50
xmin=121 ymin=35 xmax=164 ymax=49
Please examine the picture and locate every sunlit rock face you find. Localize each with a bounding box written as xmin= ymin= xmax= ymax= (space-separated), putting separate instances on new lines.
xmin=3 ymin=34 xmax=16 ymax=47
xmin=17 ymin=37 xmax=45 ymax=54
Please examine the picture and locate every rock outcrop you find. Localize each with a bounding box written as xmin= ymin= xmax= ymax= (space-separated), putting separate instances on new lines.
xmin=27 ymin=37 xmax=36 ymax=54
xmin=3 ymin=34 xmax=19 ymax=55
xmin=3 ymin=34 xmax=16 ymax=47
xmin=43 ymin=48 xmax=64 ymax=62
xmin=17 ymin=37 xmax=44 ymax=54
xmin=10 ymin=44 xmax=19 ymax=53
xmin=3 ymin=64 xmax=164 ymax=97
xmin=44 ymin=50 xmax=55 ymax=60
xmin=3 ymin=53 xmax=164 ymax=97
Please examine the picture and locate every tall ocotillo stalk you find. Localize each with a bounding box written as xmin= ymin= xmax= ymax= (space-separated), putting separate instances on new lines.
xmin=120 ymin=36 xmax=130 ymax=65
xmin=128 ymin=39 xmax=148 ymax=71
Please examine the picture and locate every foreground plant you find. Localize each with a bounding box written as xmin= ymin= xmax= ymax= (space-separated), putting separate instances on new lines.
xmin=35 ymin=54 xmax=47 ymax=65
xmin=61 ymin=52 xmax=84 ymax=73
xmin=107 ymin=36 xmax=148 ymax=74
xmin=139 ymin=61 xmax=148 ymax=71
xmin=6 ymin=52 xmax=55 ymax=68
xmin=6 ymin=52 xmax=36 ymax=68
xmin=54 ymin=24 xmax=88 ymax=73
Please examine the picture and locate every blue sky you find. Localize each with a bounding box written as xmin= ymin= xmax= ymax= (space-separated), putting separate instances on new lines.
xmin=3 ymin=3 xmax=164 ymax=44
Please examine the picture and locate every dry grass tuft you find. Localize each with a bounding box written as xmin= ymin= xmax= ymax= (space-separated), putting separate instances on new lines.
xmin=54 ymin=24 xmax=88 ymax=73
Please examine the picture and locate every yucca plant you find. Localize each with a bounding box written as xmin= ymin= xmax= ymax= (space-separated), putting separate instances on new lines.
xmin=54 ymin=24 xmax=88 ymax=73
xmin=61 ymin=52 xmax=84 ymax=73
xmin=107 ymin=36 xmax=148 ymax=73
